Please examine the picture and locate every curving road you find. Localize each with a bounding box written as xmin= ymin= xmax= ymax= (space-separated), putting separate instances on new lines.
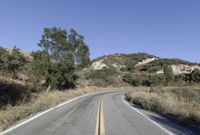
xmin=1 ymin=91 xmax=178 ymax=135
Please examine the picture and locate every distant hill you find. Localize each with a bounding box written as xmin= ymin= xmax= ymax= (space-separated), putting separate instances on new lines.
xmin=1 ymin=46 xmax=200 ymax=87
xmin=76 ymin=53 xmax=200 ymax=87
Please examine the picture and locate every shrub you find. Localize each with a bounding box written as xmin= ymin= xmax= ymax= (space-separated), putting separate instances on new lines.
xmin=0 ymin=80 xmax=31 ymax=108
xmin=126 ymin=87 xmax=200 ymax=125
xmin=124 ymin=61 xmax=137 ymax=72
xmin=123 ymin=73 xmax=142 ymax=86
xmin=87 ymin=68 xmax=116 ymax=80
xmin=148 ymin=74 xmax=165 ymax=86
xmin=89 ymin=79 xmax=107 ymax=87
xmin=132 ymin=96 xmax=163 ymax=113
xmin=184 ymin=68 xmax=200 ymax=83
xmin=164 ymin=66 xmax=174 ymax=84
xmin=87 ymin=68 xmax=120 ymax=86
xmin=170 ymin=88 xmax=200 ymax=102
xmin=0 ymin=46 xmax=27 ymax=77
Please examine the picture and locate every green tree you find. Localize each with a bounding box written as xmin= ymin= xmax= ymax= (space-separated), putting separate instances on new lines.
xmin=187 ymin=68 xmax=200 ymax=83
xmin=68 ymin=29 xmax=90 ymax=68
xmin=30 ymin=27 xmax=89 ymax=90
xmin=31 ymin=27 xmax=74 ymax=89
xmin=164 ymin=66 xmax=174 ymax=84
xmin=75 ymin=43 xmax=90 ymax=67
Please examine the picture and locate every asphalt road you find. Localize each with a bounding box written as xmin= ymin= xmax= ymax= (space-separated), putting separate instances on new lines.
xmin=1 ymin=91 xmax=175 ymax=135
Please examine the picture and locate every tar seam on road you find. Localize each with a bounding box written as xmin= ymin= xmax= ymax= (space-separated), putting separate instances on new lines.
xmin=121 ymin=95 xmax=175 ymax=135
xmin=95 ymin=98 xmax=105 ymax=135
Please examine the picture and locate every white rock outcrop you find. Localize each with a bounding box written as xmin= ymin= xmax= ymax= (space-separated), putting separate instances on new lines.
xmin=91 ymin=59 xmax=108 ymax=70
xmin=156 ymin=64 xmax=200 ymax=75
xmin=156 ymin=70 xmax=164 ymax=74
xmin=136 ymin=58 xmax=158 ymax=66
xmin=171 ymin=64 xmax=200 ymax=75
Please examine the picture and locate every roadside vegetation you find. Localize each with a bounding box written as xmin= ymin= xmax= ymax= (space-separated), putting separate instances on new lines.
xmin=0 ymin=27 xmax=90 ymax=107
xmin=1 ymin=26 xmax=200 ymax=131
xmin=29 ymin=27 xmax=90 ymax=90
xmin=86 ymin=68 xmax=123 ymax=87
xmin=0 ymin=86 xmax=126 ymax=131
xmin=0 ymin=27 xmax=92 ymax=131
xmin=126 ymin=87 xmax=200 ymax=125
xmin=123 ymin=62 xmax=200 ymax=126
xmin=123 ymin=65 xmax=200 ymax=87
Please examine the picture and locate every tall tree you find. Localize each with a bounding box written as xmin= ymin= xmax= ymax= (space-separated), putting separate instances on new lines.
xmin=68 ymin=29 xmax=90 ymax=67
xmin=31 ymin=27 xmax=74 ymax=89
xmin=76 ymin=43 xmax=90 ymax=67
xmin=30 ymin=27 xmax=90 ymax=89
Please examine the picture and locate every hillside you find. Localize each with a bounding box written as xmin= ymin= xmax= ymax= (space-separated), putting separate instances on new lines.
xmin=1 ymin=48 xmax=200 ymax=131
xmin=1 ymin=48 xmax=199 ymax=88
xmin=5 ymin=48 xmax=32 ymax=60
xmin=76 ymin=53 xmax=200 ymax=87
xmin=1 ymin=47 xmax=200 ymax=101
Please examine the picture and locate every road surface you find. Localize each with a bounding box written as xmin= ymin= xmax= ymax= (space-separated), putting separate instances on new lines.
xmin=1 ymin=91 xmax=175 ymax=135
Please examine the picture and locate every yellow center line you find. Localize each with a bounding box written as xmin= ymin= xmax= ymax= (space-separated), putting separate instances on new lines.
xmin=95 ymin=98 xmax=105 ymax=135
xmin=95 ymin=101 xmax=100 ymax=135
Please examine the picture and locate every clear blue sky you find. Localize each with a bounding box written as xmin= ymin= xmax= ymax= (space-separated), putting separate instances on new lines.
xmin=0 ymin=0 xmax=200 ymax=62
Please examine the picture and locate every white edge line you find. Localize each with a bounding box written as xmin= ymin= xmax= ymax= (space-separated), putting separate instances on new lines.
xmin=122 ymin=95 xmax=175 ymax=135
xmin=0 ymin=90 xmax=121 ymax=135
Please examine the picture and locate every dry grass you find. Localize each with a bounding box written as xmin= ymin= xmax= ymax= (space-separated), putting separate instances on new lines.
xmin=126 ymin=86 xmax=200 ymax=125
xmin=0 ymin=86 xmax=127 ymax=132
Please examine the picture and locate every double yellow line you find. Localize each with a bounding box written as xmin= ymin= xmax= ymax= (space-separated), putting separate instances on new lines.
xmin=95 ymin=98 xmax=105 ymax=135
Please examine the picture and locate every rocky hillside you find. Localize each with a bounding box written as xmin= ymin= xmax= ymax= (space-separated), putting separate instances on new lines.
xmin=6 ymin=48 xmax=32 ymax=60
xmin=1 ymin=47 xmax=200 ymax=87
xmin=76 ymin=53 xmax=200 ymax=87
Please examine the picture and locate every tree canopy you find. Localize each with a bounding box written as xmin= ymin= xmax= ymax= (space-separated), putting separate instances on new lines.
xmin=30 ymin=27 xmax=90 ymax=89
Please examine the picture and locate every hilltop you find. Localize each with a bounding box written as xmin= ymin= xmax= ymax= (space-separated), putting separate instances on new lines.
xmin=76 ymin=53 xmax=200 ymax=87
xmin=5 ymin=48 xmax=32 ymax=59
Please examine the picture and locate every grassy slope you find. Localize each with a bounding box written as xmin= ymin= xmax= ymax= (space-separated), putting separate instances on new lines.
xmin=126 ymin=87 xmax=200 ymax=125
